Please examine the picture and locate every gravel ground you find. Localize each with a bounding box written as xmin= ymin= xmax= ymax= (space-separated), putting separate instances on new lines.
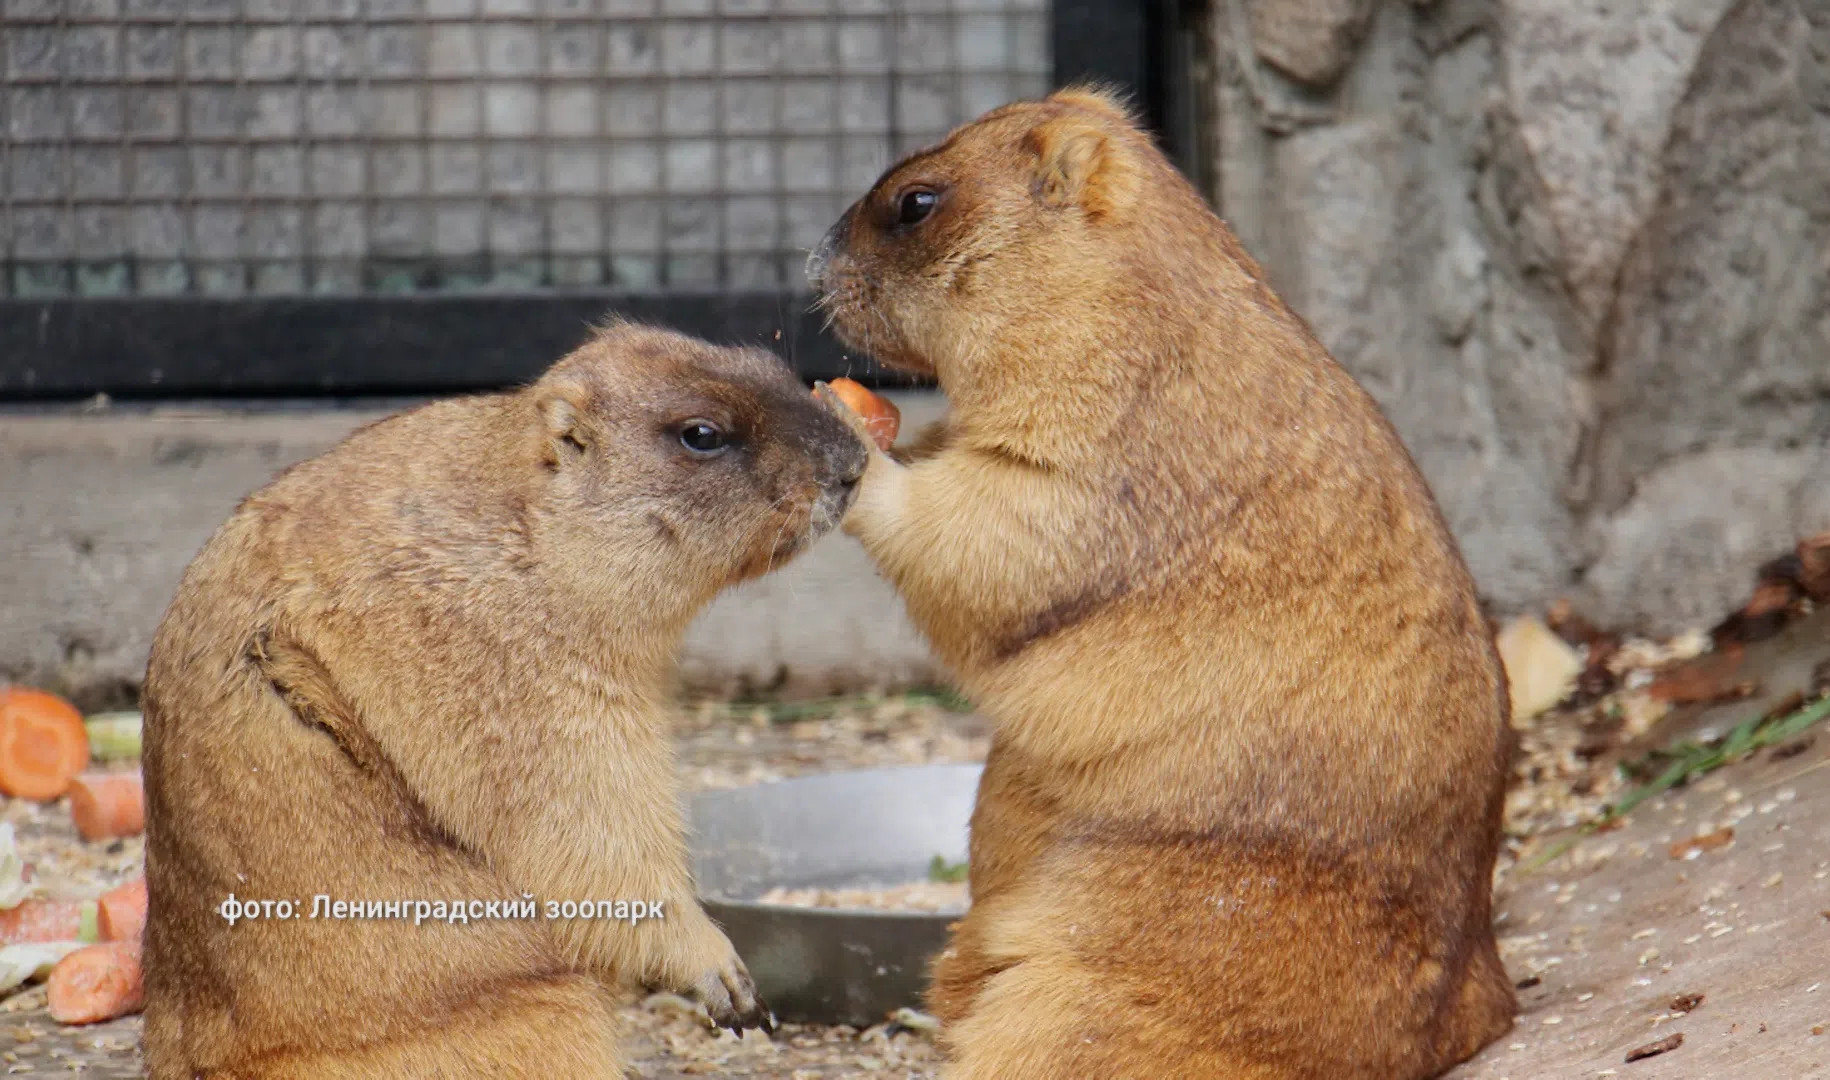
xmin=0 ymin=701 xmax=985 ymax=1078
xmin=3 ymin=622 xmax=1826 ymax=1078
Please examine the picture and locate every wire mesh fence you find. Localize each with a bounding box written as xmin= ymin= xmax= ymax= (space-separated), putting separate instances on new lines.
xmin=0 ymin=0 xmax=1051 ymax=300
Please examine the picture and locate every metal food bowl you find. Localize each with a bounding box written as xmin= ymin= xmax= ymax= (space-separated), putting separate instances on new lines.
xmin=688 ymin=763 xmax=982 ymax=1026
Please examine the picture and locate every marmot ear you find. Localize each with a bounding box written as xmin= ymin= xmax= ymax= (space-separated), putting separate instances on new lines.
xmin=1045 ymin=85 xmax=1137 ymax=125
xmin=1024 ymin=112 xmax=1136 ymax=220
xmin=537 ymin=382 xmax=592 ymax=467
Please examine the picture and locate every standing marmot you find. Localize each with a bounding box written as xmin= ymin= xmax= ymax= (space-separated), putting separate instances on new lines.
xmin=808 ymin=89 xmax=1516 ymax=1079
xmin=141 ymin=323 xmax=865 ymax=1078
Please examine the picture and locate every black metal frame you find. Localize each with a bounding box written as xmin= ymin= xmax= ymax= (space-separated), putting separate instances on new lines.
xmin=0 ymin=292 xmax=903 ymax=398
xmin=0 ymin=1 xmax=1197 ymax=401
xmin=1053 ymin=0 xmax=1204 ymax=183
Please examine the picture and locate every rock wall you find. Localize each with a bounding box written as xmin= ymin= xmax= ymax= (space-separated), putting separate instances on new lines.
xmin=1205 ymin=0 xmax=1830 ymax=633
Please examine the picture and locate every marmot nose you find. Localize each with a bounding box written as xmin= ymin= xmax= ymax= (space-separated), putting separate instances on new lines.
xmin=834 ymin=440 xmax=867 ymax=489
xmin=804 ymin=208 xmax=854 ymax=293
xmin=804 ymin=233 xmax=835 ymax=293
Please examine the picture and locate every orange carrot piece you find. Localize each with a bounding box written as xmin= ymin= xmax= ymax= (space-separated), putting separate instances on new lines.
xmin=0 ymin=688 xmax=92 ymax=801
xmin=0 ymin=899 xmax=86 ymax=945
xmin=97 ymin=878 xmax=147 ymax=943
xmin=68 ymin=772 xmax=144 ymax=843
xmin=822 ymin=378 xmax=901 ymax=452
xmin=47 ymin=940 xmax=144 ymax=1025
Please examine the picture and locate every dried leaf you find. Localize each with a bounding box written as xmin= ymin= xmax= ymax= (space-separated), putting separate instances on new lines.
xmin=1797 ymin=532 xmax=1830 ymax=601
xmin=1771 ymin=735 xmax=1815 ymax=761
xmin=1712 ymin=580 xmax=1798 ymax=646
xmin=1648 ymin=646 xmax=1756 ymax=705
xmin=1625 ymin=1032 xmax=1683 ymax=1062
xmin=1546 ymin=599 xmax=1607 ymax=649
xmin=1668 ymin=827 xmax=1734 ymax=859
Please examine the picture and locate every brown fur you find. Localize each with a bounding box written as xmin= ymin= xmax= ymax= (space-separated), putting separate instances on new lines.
xmin=807 ymin=88 xmax=1517 ymax=1080
xmin=140 ymin=323 xmax=865 ymax=1078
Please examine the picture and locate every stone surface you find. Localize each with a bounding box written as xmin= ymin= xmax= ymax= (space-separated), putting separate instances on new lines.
xmin=1206 ymin=0 xmax=1830 ymax=633
xmin=0 ymin=393 xmax=946 ymax=708
xmin=1249 ymin=0 xmax=1378 ymax=86
xmin=1584 ymin=446 xmax=1830 ymax=634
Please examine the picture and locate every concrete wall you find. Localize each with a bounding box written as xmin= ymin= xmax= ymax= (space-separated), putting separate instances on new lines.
xmin=0 ymin=393 xmax=945 ymax=709
xmin=1205 ymin=0 xmax=1830 ymax=634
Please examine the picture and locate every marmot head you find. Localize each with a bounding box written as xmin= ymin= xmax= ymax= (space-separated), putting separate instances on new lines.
xmin=804 ymin=87 xmax=1163 ymax=381
xmin=529 ymin=323 xmax=866 ymax=599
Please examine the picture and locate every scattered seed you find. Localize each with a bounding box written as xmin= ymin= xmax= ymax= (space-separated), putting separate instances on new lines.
xmin=1668 ymin=993 xmax=1704 ymax=1014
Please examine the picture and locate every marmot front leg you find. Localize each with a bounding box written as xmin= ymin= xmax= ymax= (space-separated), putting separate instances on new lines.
xmin=632 ymin=903 xmax=766 ymax=1033
xmin=630 ymin=902 xmax=765 ymax=1034
xmin=475 ymin=742 xmax=770 ymax=1035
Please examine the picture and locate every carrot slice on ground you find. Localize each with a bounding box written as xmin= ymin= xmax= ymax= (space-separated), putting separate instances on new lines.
xmin=0 ymin=898 xmax=88 ymax=945
xmin=0 ymin=688 xmax=92 ymax=802
xmin=47 ymin=940 xmax=144 ymax=1025
xmin=97 ymin=878 xmax=147 ymax=943
xmin=67 ymin=772 xmax=144 ymax=843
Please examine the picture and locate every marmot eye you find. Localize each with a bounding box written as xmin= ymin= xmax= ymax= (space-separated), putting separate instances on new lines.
xmin=896 ymin=188 xmax=938 ymax=226
xmin=678 ymin=421 xmax=727 ymax=454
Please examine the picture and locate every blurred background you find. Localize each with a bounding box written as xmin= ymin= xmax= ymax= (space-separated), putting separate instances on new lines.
xmin=1 ymin=0 xmax=1826 ymax=709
